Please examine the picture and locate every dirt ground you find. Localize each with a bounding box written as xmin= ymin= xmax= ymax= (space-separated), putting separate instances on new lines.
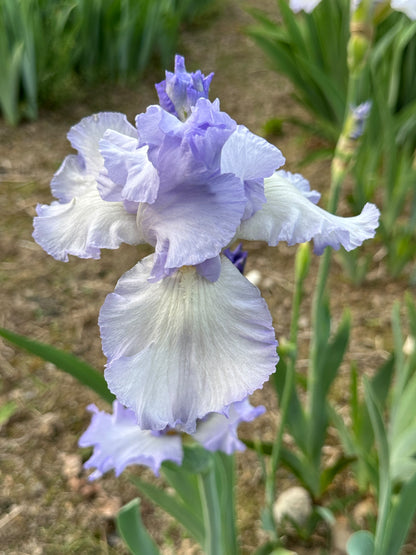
xmin=0 ymin=0 xmax=413 ymax=553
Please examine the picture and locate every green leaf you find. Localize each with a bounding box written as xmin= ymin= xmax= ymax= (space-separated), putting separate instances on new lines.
xmin=116 ymin=498 xmax=160 ymax=555
xmin=308 ymin=310 xmax=351 ymax=466
xmin=381 ymin=472 xmax=416 ymax=555
xmin=364 ymin=379 xmax=391 ymax=546
xmin=347 ymin=530 xmax=375 ymax=555
xmin=0 ymin=328 xmax=114 ymax=404
xmin=162 ymin=461 xmax=202 ymax=515
xmin=130 ymin=476 xmax=205 ymax=545
xmin=181 ymin=444 xmax=213 ymax=474
xmin=320 ymin=455 xmax=356 ymax=493
xmin=273 ymin=358 xmax=308 ymax=452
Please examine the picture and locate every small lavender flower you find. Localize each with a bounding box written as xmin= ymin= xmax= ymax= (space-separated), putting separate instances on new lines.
xmin=223 ymin=243 xmax=248 ymax=274
xmin=349 ymin=101 xmax=372 ymax=140
xmin=79 ymin=398 xmax=265 ymax=479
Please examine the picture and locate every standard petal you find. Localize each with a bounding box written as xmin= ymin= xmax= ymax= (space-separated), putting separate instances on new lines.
xmin=79 ymin=402 xmax=183 ymax=478
xmin=236 ymin=172 xmax=380 ymax=254
xmin=100 ymin=255 xmax=278 ymax=433
xmin=98 ymin=130 xmax=159 ymax=204
xmin=33 ymin=189 xmax=143 ymax=261
xmin=67 ymin=112 xmax=136 ymax=176
xmin=139 ymin=173 xmax=246 ymax=281
xmin=192 ymin=398 xmax=266 ymax=454
xmin=221 ymin=125 xmax=285 ymax=218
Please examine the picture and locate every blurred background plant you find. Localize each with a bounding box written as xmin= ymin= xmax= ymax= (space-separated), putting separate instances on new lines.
xmin=0 ymin=0 xmax=215 ymax=125
xmin=247 ymin=0 xmax=416 ymax=281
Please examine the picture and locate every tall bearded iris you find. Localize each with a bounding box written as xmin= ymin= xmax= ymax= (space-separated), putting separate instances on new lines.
xmin=33 ymin=55 xmax=379 ymax=433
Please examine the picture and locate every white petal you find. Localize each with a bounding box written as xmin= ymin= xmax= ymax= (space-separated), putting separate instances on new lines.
xmin=50 ymin=155 xmax=94 ymax=202
xmin=33 ymin=189 xmax=143 ymax=261
xmin=236 ymin=172 xmax=380 ymax=254
xmin=100 ymin=255 xmax=278 ymax=433
xmin=391 ymin=0 xmax=416 ymax=19
xmin=67 ymin=112 xmax=137 ymax=176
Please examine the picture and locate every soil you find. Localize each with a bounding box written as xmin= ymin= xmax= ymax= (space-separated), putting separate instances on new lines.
xmin=0 ymin=0 xmax=414 ymax=554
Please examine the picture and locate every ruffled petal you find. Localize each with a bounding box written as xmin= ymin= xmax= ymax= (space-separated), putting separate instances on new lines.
xmin=79 ymin=401 xmax=183 ymax=478
xmin=221 ymin=125 xmax=285 ymax=218
xmin=100 ymin=255 xmax=278 ymax=433
xmin=138 ymin=172 xmax=246 ymax=281
xmin=98 ymin=130 xmax=159 ymax=203
xmin=192 ymin=398 xmax=265 ymax=454
xmin=33 ymin=189 xmax=143 ymax=261
xmin=276 ymin=170 xmax=321 ymax=204
xmin=50 ymin=154 xmax=92 ymax=202
xmin=67 ymin=112 xmax=136 ymax=176
xmin=236 ymin=171 xmax=380 ymax=254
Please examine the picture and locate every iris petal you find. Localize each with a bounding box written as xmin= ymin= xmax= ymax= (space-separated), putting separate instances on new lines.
xmin=98 ymin=130 xmax=159 ymax=204
xmin=67 ymin=112 xmax=136 ymax=176
xmin=79 ymin=401 xmax=183 ymax=478
xmin=33 ymin=189 xmax=143 ymax=261
xmin=221 ymin=125 xmax=285 ymax=218
xmin=193 ymin=398 xmax=266 ymax=454
xmin=236 ymin=171 xmax=380 ymax=254
xmin=139 ymin=172 xmax=246 ymax=281
xmin=100 ymin=255 xmax=278 ymax=433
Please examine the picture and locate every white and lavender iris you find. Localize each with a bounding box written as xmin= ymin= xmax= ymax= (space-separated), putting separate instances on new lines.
xmin=33 ymin=55 xmax=379 ymax=436
xmin=292 ymin=0 xmax=416 ymax=19
xmin=79 ymin=398 xmax=265 ymax=479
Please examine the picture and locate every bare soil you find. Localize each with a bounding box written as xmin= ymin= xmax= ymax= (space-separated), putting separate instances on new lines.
xmin=0 ymin=1 xmax=413 ymax=554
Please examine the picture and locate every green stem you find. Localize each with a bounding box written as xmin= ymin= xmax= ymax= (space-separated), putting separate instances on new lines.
xmin=265 ymin=245 xmax=309 ymax=532
xmin=198 ymin=467 xmax=225 ymax=555
xmin=308 ymin=0 xmax=375 ymax=448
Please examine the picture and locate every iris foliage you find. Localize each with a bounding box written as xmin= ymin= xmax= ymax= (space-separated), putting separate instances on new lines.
xmin=0 ymin=0 xmax=214 ymax=125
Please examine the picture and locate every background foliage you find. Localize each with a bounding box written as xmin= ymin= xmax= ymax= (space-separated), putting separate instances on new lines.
xmin=0 ymin=0 xmax=214 ymax=125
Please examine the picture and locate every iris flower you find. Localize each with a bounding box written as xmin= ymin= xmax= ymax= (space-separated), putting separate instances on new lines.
xmin=79 ymin=398 xmax=265 ymax=479
xmin=33 ymin=55 xmax=379 ymax=433
xmin=291 ymin=0 xmax=416 ymax=19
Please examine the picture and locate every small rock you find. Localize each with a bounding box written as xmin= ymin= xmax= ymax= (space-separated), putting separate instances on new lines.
xmin=60 ymin=453 xmax=82 ymax=479
xmin=352 ymin=497 xmax=377 ymax=527
xmin=245 ymin=269 xmax=262 ymax=287
xmin=37 ymin=412 xmax=61 ymax=438
xmin=331 ymin=515 xmax=353 ymax=555
xmin=97 ymin=496 xmax=122 ymax=519
xmin=403 ymin=335 xmax=415 ymax=356
xmin=273 ymin=486 xmax=312 ymax=527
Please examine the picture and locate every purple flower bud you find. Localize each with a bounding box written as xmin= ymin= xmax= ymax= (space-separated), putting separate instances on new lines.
xmin=155 ymin=54 xmax=214 ymax=120
xmin=349 ymin=101 xmax=372 ymax=140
